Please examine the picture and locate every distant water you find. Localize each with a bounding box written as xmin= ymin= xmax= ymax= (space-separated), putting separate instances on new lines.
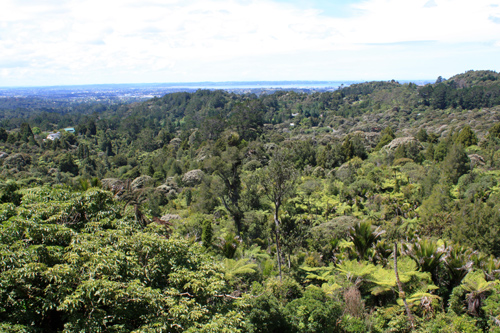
xmin=0 ymin=80 xmax=432 ymax=99
xmin=154 ymin=81 xmax=357 ymax=89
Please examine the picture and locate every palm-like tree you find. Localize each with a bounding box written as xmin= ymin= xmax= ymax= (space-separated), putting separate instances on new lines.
xmin=223 ymin=258 xmax=258 ymax=287
xmin=336 ymin=259 xmax=375 ymax=285
xmin=482 ymin=255 xmax=500 ymax=281
xmin=373 ymin=239 xmax=393 ymax=267
xmin=461 ymin=271 xmax=497 ymax=317
xmin=121 ymin=183 xmax=150 ymax=226
xmin=349 ymin=221 xmax=384 ymax=261
xmin=408 ymin=238 xmax=444 ymax=285
xmin=442 ymin=242 xmax=474 ymax=289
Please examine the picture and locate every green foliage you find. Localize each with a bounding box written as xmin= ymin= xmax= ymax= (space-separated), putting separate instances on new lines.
xmin=340 ymin=315 xmax=368 ymax=332
xmin=0 ymin=187 xmax=242 ymax=331
xmin=456 ymin=125 xmax=478 ymax=147
xmin=201 ymin=219 xmax=213 ymax=248
xmin=223 ymin=258 xmax=258 ymax=286
xmin=283 ymin=286 xmax=342 ymax=333
xmin=450 ymin=200 xmax=500 ymax=256
xmin=0 ymin=128 xmax=8 ymax=142
xmin=58 ymin=152 xmax=79 ymax=176
xmin=419 ymin=312 xmax=479 ymax=333
xmin=342 ymin=135 xmax=367 ymax=161
xmin=416 ymin=128 xmax=428 ymax=142
xmin=264 ymin=276 xmax=303 ymax=305
xmin=434 ymin=140 xmax=448 ymax=162
xmin=483 ymin=284 xmax=500 ymax=330
xmin=349 ymin=221 xmax=384 ymax=261
xmin=0 ymin=180 xmax=21 ymax=205
xmin=2 ymin=72 xmax=500 ymax=331
xmin=461 ymin=270 xmax=497 ymax=317
xmin=488 ymin=122 xmax=500 ymax=139
xmin=442 ymin=144 xmax=470 ymax=184
xmin=221 ymin=232 xmax=240 ymax=259
xmin=242 ymin=291 xmax=289 ymax=333
xmin=408 ymin=238 xmax=444 ymax=284
xmin=19 ymin=122 xmax=34 ymax=143
xmin=375 ymin=127 xmax=395 ymax=151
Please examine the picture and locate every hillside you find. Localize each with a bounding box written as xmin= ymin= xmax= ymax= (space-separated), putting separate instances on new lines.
xmin=1 ymin=70 xmax=500 ymax=332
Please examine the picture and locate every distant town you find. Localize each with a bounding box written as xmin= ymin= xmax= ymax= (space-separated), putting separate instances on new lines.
xmin=0 ymin=80 xmax=431 ymax=102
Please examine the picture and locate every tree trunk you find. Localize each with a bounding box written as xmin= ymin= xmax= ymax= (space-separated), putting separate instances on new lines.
xmin=233 ymin=211 xmax=243 ymax=236
xmin=394 ymin=242 xmax=415 ymax=329
xmin=275 ymin=204 xmax=282 ymax=282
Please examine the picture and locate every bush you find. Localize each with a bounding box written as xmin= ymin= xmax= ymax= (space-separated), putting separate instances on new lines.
xmin=283 ymin=286 xmax=342 ymax=333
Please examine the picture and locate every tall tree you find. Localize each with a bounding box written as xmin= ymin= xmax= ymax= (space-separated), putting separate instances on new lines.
xmin=394 ymin=242 xmax=415 ymax=329
xmin=230 ymin=100 xmax=266 ymax=141
xmin=442 ymin=144 xmax=470 ymax=184
xmin=375 ymin=127 xmax=395 ymax=151
xmin=207 ymin=145 xmax=245 ymax=235
xmin=19 ymin=122 xmax=33 ymax=143
xmin=455 ymin=125 xmax=478 ymax=147
xmin=259 ymin=149 xmax=298 ymax=281
xmin=0 ymin=128 xmax=8 ymax=142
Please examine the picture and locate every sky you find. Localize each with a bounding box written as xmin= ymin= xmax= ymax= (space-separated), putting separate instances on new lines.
xmin=1 ymin=0 xmax=500 ymax=86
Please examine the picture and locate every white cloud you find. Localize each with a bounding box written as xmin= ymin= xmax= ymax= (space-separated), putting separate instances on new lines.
xmin=0 ymin=0 xmax=499 ymax=85
xmin=342 ymin=0 xmax=500 ymax=44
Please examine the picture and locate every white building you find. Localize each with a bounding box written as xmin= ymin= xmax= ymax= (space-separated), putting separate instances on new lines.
xmin=46 ymin=132 xmax=61 ymax=140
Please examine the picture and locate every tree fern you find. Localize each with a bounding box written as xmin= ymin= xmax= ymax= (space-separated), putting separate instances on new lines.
xmin=461 ymin=270 xmax=497 ymax=316
xmin=223 ymin=258 xmax=258 ymax=284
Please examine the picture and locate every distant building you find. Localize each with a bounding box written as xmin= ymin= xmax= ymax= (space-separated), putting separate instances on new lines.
xmin=46 ymin=132 xmax=61 ymax=140
xmin=64 ymin=127 xmax=75 ymax=133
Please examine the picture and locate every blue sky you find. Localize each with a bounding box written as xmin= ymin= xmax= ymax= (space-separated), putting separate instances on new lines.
xmin=1 ymin=0 xmax=500 ymax=86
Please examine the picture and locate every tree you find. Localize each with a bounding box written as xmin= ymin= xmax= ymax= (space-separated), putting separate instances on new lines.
xmin=86 ymin=119 xmax=97 ymax=136
xmin=0 ymin=180 xmax=21 ymax=205
xmin=283 ymin=286 xmax=342 ymax=333
xmin=230 ymin=100 xmax=266 ymax=141
xmin=442 ymin=243 xmax=473 ymax=290
xmin=416 ymin=128 xmax=428 ymax=142
xmin=455 ymin=126 xmax=478 ymax=147
xmin=341 ymin=135 xmax=366 ymax=161
xmin=0 ymin=185 xmax=244 ymax=332
xmin=451 ymin=200 xmax=500 ymax=256
xmin=461 ymin=271 xmax=496 ymax=317
xmin=431 ymin=83 xmax=449 ymax=109
xmin=488 ymin=122 xmax=500 ymax=140
xmin=201 ymin=219 xmax=213 ymax=248
xmin=442 ymin=144 xmax=470 ymax=184
xmin=375 ymin=127 xmax=395 ymax=151
xmin=348 ymin=221 xmax=384 ymax=261
xmin=419 ymin=184 xmax=452 ymax=237
xmin=434 ymin=140 xmax=448 ymax=161
xmin=425 ymin=142 xmax=435 ymax=161
xmin=0 ymin=128 xmax=7 ymax=142
xmin=32 ymin=126 xmax=41 ymax=135
xmin=341 ymin=135 xmax=355 ymax=161
xmin=206 ymin=144 xmax=245 ymax=235
xmin=394 ymin=242 xmax=415 ymax=329
xmin=19 ymin=122 xmax=33 ymax=143
xmin=408 ymin=238 xmax=444 ymax=285
xmin=259 ymin=149 xmax=298 ymax=281
xmin=244 ymin=292 xmax=289 ymax=333
xmin=58 ymin=153 xmax=79 ymax=176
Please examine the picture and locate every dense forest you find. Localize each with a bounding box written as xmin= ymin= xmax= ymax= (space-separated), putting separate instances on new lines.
xmin=1 ymin=70 xmax=500 ymax=332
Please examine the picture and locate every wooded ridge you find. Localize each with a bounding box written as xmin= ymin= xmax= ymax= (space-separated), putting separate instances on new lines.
xmin=1 ymin=70 xmax=500 ymax=332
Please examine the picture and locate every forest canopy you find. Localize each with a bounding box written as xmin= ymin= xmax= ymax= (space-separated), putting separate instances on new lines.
xmin=1 ymin=70 xmax=500 ymax=332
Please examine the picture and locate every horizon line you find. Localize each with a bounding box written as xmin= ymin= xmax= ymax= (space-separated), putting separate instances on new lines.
xmin=0 ymin=79 xmax=433 ymax=89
